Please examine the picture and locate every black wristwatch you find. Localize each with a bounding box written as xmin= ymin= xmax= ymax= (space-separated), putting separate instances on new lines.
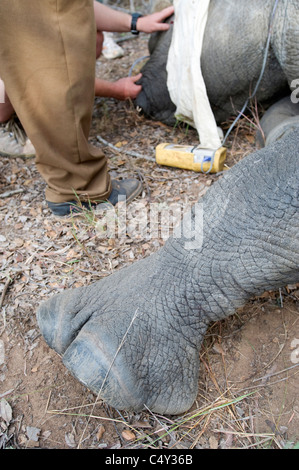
xmin=131 ymin=13 xmax=143 ymax=35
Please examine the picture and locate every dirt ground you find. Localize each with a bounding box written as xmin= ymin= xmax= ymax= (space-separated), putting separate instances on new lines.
xmin=1 ymin=19 xmax=299 ymax=450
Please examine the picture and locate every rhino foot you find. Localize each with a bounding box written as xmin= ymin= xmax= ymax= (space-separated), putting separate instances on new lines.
xmin=37 ymin=250 xmax=204 ymax=415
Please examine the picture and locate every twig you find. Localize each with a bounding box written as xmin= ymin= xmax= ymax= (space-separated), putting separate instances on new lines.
xmin=97 ymin=135 xmax=155 ymax=161
xmin=278 ymin=288 xmax=284 ymax=307
xmin=213 ymin=429 xmax=275 ymax=438
xmin=0 ymin=379 xmax=22 ymax=398
xmin=236 ymin=367 xmax=299 ymax=393
xmin=47 ymin=409 xmax=136 ymax=427
xmin=143 ymin=404 xmax=172 ymax=439
xmin=44 ymin=391 xmax=52 ymax=415
xmin=244 ymin=436 xmax=276 ymax=449
xmin=0 ymin=276 xmax=12 ymax=309
xmin=253 ymin=363 xmax=299 ymax=382
xmin=1 ymin=271 xmax=23 ymax=332
xmin=0 ymin=388 xmax=15 ymax=399
xmin=0 ymin=189 xmax=25 ymax=199
xmin=189 ymin=414 xmax=211 ymax=449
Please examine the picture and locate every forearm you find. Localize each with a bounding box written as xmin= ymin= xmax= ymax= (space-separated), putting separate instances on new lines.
xmin=95 ymin=78 xmax=119 ymax=98
xmin=93 ymin=1 xmax=131 ymax=32
xmin=93 ymin=2 xmax=174 ymax=34
xmin=95 ymin=75 xmax=142 ymax=100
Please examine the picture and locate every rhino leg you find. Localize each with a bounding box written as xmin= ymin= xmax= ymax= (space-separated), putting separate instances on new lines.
xmin=37 ymin=129 xmax=299 ymax=415
xmin=257 ymin=95 xmax=299 ymax=147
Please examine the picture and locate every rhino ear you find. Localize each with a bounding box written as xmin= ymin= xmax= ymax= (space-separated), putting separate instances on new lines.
xmin=151 ymin=0 xmax=173 ymax=13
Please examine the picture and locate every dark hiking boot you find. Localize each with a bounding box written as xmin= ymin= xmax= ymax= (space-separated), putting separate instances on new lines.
xmin=46 ymin=178 xmax=143 ymax=217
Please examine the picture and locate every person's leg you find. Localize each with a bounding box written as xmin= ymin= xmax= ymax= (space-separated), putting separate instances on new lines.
xmin=0 ymin=78 xmax=36 ymax=158
xmin=0 ymin=80 xmax=14 ymax=123
xmin=0 ymin=0 xmax=111 ymax=204
xmin=93 ymin=0 xmax=124 ymax=60
xmin=96 ymin=31 xmax=104 ymax=59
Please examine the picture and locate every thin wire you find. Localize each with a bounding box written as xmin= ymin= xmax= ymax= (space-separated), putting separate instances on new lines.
xmin=129 ymin=55 xmax=150 ymax=76
xmin=222 ymin=0 xmax=280 ymax=147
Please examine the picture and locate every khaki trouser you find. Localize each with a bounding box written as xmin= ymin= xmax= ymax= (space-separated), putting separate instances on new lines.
xmin=0 ymin=0 xmax=111 ymax=203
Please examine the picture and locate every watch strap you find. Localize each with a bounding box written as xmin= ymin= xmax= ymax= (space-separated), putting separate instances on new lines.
xmin=131 ymin=13 xmax=143 ymax=35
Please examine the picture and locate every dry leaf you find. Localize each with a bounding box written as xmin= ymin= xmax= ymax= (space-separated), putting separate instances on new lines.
xmin=209 ymin=435 xmax=218 ymax=449
xmin=121 ymin=429 xmax=136 ymax=441
xmin=245 ymin=134 xmax=255 ymax=143
xmin=14 ymin=238 xmax=24 ymax=247
xmin=15 ymin=253 xmax=24 ymax=263
xmin=115 ymin=140 xmax=128 ymax=148
xmin=96 ymin=425 xmax=105 ymax=441
xmin=213 ymin=342 xmax=225 ymax=355
xmin=46 ymin=230 xmax=57 ymax=239
xmin=0 ymin=340 xmax=4 ymax=366
xmin=258 ymin=290 xmax=275 ymax=299
xmin=65 ymin=248 xmax=79 ymax=261
xmin=0 ymin=398 xmax=12 ymax=425
xmin=65 ymin=432 xmax=76 ymax=448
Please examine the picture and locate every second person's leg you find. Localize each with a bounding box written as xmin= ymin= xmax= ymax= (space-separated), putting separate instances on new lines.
xmin=0 ymin=0 xmax=111 ymax=206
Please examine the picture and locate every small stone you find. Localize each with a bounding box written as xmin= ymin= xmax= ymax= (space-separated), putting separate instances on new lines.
xmin=26 ymin=426 xmax=41 ymax=442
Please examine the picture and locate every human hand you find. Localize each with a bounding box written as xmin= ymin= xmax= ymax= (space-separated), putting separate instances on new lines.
xmin=112 ymin=73 xmax=142 ymax=100
xmin=137 ymin=6 xmax=175 ymax=34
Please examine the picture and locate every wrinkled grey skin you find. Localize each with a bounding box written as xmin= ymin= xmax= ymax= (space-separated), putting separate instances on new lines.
xmin=135 ymin=0 xmax=299 ymax=141
xmin=37 ymin=128 xmax=299 ymax=415
xmin=257 ymin=96 xmax=299 ymax=145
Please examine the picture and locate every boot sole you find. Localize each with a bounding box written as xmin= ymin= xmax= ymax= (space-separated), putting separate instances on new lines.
xmin=49 ymin=180 xmax=143 ymax=220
